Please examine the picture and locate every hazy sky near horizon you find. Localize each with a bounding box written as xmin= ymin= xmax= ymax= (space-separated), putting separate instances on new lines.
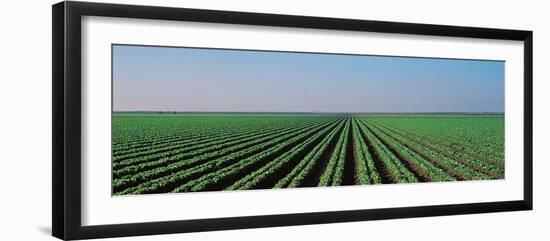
xmin=113 ymin=45 xmax=504 ymax=113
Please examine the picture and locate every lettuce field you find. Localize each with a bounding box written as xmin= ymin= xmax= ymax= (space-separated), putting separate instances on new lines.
xmin=112 ymin=114 xmax=504 ymax=195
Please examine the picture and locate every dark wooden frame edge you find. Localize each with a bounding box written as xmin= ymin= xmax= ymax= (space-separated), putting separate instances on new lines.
xmin=52 ymin=1 xmax=533 ymax=240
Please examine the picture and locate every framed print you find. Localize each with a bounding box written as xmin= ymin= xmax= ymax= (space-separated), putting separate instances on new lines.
xmin=52 ymin=1 xmax=533 ymax=240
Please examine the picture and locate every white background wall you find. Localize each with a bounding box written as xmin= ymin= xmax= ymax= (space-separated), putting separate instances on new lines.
xmin=0 ymin=0 xmax=548 ymax=240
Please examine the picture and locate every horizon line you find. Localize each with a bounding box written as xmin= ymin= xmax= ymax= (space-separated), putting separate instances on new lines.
xmin=113 ymin=111 xmax=505 ymax=114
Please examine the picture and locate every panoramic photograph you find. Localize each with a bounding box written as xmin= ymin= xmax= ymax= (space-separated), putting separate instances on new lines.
xmin=111 ymin=45 xmax=505 ymax=196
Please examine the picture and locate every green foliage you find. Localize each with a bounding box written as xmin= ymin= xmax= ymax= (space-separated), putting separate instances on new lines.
xmin=112 ymin=113 xmax=505 ymax=195
xmin=318 ymin=119 xmax=349 ymax=186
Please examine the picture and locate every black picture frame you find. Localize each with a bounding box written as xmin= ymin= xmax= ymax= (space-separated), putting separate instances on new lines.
xmin=52 ymin=1 xmax=533 ymax=240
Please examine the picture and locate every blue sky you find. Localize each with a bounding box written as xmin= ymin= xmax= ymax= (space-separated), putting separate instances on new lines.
xmin=113 ymin=45 xmax=504 ymax=113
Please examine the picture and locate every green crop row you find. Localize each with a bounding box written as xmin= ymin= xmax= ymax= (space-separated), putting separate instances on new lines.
xmin=113 ymin=123 xmax=314 ymax=180
xmin=318 ymin=119 xmax=350 ymax=186
xmin=113 ymin=116 xmax=329 ymax=152
xmin=360 ymin=120 xmax=456 ymax=182
xmin=351 ymin=119 xmax=381 ymax=185
xmin=113 ymin=125 xmax=274 ymax=159
xmin=112 ymin=114 xmax=505 ymax=195
xmin=278 ymin=120 xmax=345 ymax=188
xmin=376 ymin=122 xmax=504 ymax=171
xmin=113 ymin=117 xmax=327 ymax=156
xmin=330 ymin=120 xmax=350 ymax=186
xmin=114 ymin=121 xmax=332 ymax=194
xmin=224 ymin=120 xmax=343 ymax=191
xmin=113 ymin=121 xmax=310 ymax=171
xmin=117 ymin=119 xmax=339 ymax=195
xmin=365 ymin=117 xmax=504 ymax=161
xmin=370 ymin=120 xmax=502 ymax=178
xmin=365 ymin=120 xmax=490 ymax=180
xmin=354 ymin=119 xmax=417 ymax=183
